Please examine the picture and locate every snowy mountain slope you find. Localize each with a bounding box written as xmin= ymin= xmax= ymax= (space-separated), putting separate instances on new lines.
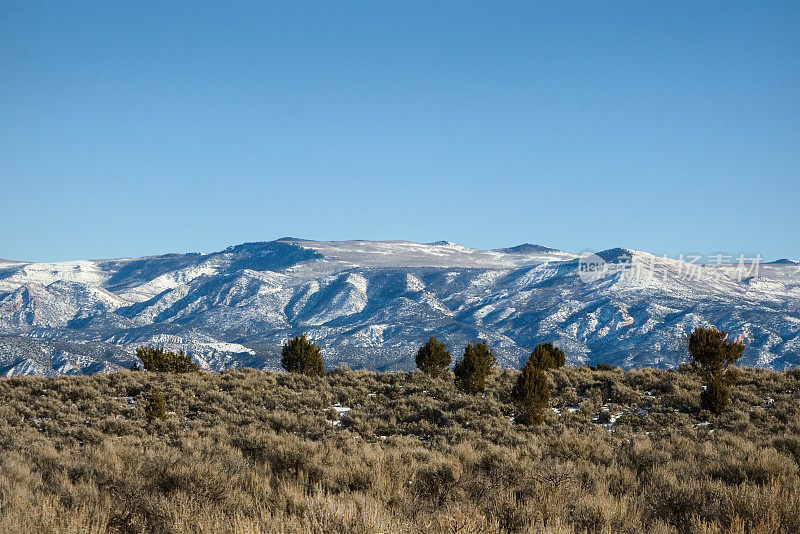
xmin=0 ymin=239 xmax=797 ymax=375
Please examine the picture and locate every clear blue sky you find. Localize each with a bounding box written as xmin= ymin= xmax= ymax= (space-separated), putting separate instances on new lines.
xmin=2 ymin=1 xmax=798 ymax=262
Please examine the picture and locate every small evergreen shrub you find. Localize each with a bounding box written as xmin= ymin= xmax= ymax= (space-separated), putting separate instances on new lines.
xmin=415 ymin=336 xmax=451 ymax=377
xmin=688 ymin=327 xmax=743 ymax=414
xmin=511 ymin=364 xmax=550 ymax=425
xmin=526 ymin=342 xmax=566 ymax=370
xmin=453 ymin=342 xmax=496 ymax=394
xmin=136 ymin=346 xmax=200 ymax=373
xmin=281 ymin=334 xmax=325 ymax=376
xmin=145 ymin=390 xmax=167 ymax=422
xmin=700 ymin=377 xmax=731 ymax=414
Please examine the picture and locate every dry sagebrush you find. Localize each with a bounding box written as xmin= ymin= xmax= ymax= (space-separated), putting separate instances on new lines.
xmin=0 ymin=365 xmax=798 ymax=533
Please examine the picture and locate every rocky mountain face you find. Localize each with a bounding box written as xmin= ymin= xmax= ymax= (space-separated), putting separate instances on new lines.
xmin=1 ymin=239 xmax=798 ymax=376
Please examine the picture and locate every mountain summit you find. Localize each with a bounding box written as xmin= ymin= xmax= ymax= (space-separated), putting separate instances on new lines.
xmin=0 ymin=239 xmax=798 ymax=376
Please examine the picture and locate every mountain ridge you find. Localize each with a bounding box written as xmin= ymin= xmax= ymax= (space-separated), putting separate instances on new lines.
xmin=1 ymin=239 xmax=798 ymax=376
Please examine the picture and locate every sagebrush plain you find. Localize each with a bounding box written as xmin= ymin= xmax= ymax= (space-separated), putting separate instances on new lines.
xmin=1 ymin=365 xmax=798 ymax=533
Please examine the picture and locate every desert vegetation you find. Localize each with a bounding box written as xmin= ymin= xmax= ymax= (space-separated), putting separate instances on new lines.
xmin=454 ymin=341 xmax=497 ymax=394
xmin=416 ymin=336 xmax=452 ymax=378
xmin=134 ymin=346 xmax=200 ymax=374
xmin=687 ymin=327 xmax=744 ymax=414
xmin=281 ymin=334 xmax=326 ymax=377
xmin=1 ymin=357 xmax=798 ymax=533
xmin=511 ymin=363 xmax=550 ymax=426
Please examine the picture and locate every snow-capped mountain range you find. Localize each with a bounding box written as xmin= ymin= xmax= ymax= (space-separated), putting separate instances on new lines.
xmin=1 ymin=238 xmax=798 ymax=376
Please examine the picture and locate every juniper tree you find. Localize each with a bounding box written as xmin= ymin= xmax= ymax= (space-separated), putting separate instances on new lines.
xmin=511 ymin=364 xmax=550 ymax=425
xmin=526 ymin=342 xmax=566 ymax=370
xmin=145 ymin=390 xmax=167 ymax=422
xmin=281 ymin=334 xmax=325 ymax=376
xmin=701 ymin=377 xmax=731 ymax=415
xmin=453 ymin=342 xmax=496 ymax=394
xmin=136 ymin=346 xmax=200 ymax=373
xmin=688 ymin=327 xmax=743 ymax=414
xmin=416 ymin=336 xmax=451 ymax=377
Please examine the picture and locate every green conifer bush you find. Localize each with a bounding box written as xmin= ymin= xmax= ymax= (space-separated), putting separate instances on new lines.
xmin=281 ymin=334 xmax=325 ymax=376
xmin=526 ymin=342 xmax=566 ymax=370
xmin=688 ymin=326 xmax=743 ymax=414
xmin=416 ymin=336 xmax=451 ymax=377
xmin=453 ymin=342 xmax=496 ymax=394
xmin=136 ymin=346 xmax=200 ymax=373
xmin=511 ymin=364 xmax=550 ymax=425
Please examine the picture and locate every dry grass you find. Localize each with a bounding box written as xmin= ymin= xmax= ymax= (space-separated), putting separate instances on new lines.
xmin=0 ymin=365 xmax=798 ymax=533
